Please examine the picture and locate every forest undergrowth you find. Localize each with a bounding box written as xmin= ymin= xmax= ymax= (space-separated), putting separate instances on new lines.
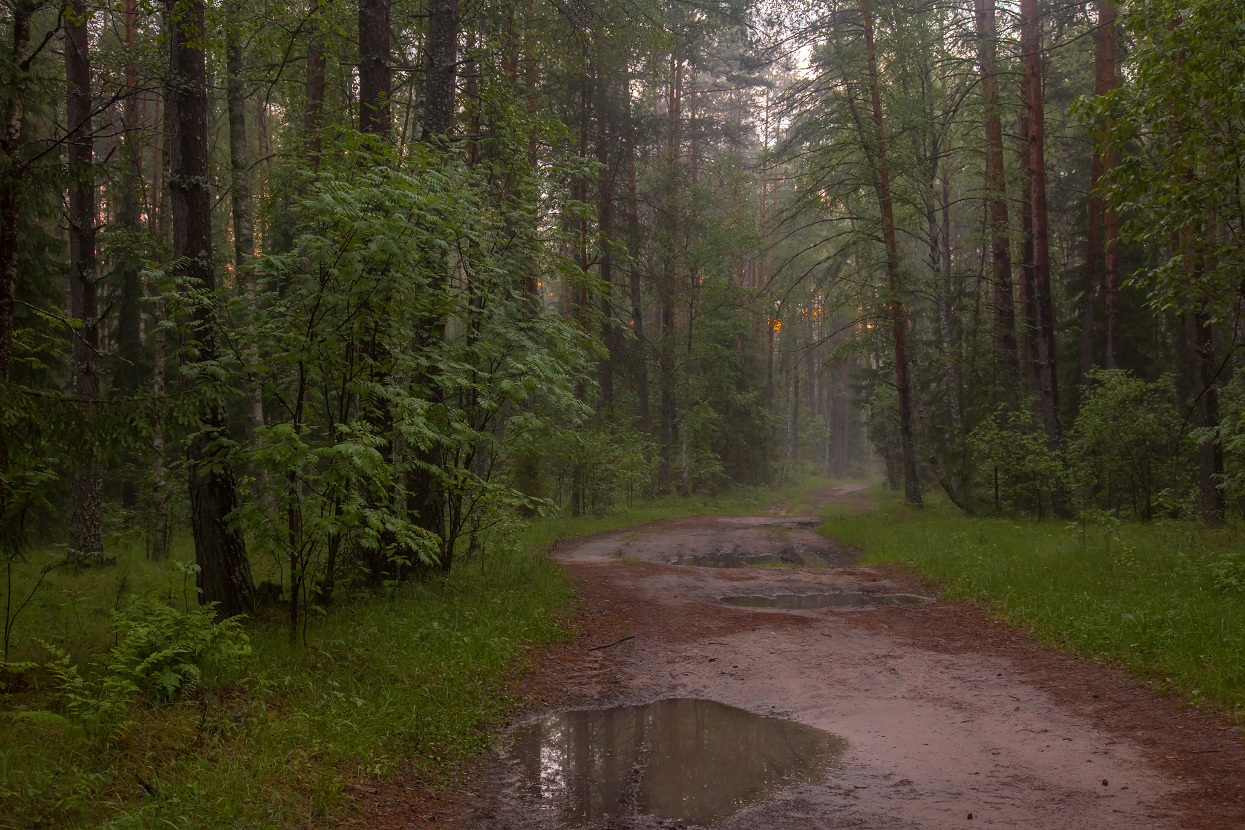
xmin=825 ymin=489 xmax=1245 ymax=720
xmin=0 ymin=480 xmax=816 ymax=830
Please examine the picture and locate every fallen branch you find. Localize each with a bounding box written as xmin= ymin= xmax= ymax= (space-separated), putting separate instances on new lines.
xmin=588 ymin=634 xmax=635 ymax=652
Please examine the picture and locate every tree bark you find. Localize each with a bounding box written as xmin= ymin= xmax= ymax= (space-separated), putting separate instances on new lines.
xmin=1021 ymin=0 xmax=1063 ymax=456
xmin=225 ymin=8 xmax=262 ymax=440
xmin=1018 ymin=111 xmax=1040 ymax=394
xmin=596 ymin=51 xmax=615 ymax=413
xmin=861 ymin=0 xmax=922 ymax=506
xmin=657 ymin=51 xmax=682 ymax=494
xmin=422 ymin=0 xmax=459 ymax=141
xmin=151 ymin=298 xmax=169 ymax=560
xmin=973 ymin=0 xmax=1020 ymax=381
xmin=0 ymin=1 xmax=37 ymax=385
xmin=305 ymin=0 xmax=326 ymax=159
xmin=1082 ymin=0 xmax=1119 ymax=382
xmin=626 ymin=120 xmax=649 ymax=435
xmin=66 ymin=0 xmax=103 ymax=562
xmin=359 ymin=0 xmax=391 ymax=138
xmin=1099 ymin=0 xmax=1121 ymax=370
xmin=1189 ymin=308 xmax=1225 ymax=525
xmin=168 ymin=0 xmax=255 ymax=617
xmin=115 ymin=0 xmax=144 ymax=397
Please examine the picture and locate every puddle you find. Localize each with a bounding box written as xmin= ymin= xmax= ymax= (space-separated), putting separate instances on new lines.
xmin=507 ymin=698 xmax=844 ymax=826
xmin=671 ymin=548 xmax=833 ymax=568
xmin=721 ymin=592 xmax=931 ymax=609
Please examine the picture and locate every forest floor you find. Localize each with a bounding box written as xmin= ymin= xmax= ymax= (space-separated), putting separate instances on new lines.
xmin=349 ymin=484 xmax=1245 ymax=829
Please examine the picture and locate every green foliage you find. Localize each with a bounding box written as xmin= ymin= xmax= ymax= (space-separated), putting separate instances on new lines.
xmin=236 ymin=132 xmax=593 ymax=620
xmin=34 ymin=598 xmax=250 ymax=739
xmin=1088 ymin=0 xmax=1245 ymax=316
xmin=101 ymin=598 xmax=251 ymax=702
xmin=969 ymin=408 xmax=1066 ymax=516
xmin=1211 ymin=368 xmax=1245 ymax=512
xmin=1067 ymin=370 xmax=1194 ymax=520
xmin=1209 ymin=549 xmax=1245 ymax=594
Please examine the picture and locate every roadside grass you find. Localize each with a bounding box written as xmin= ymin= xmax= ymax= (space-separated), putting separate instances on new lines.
xmin=0 ymin=476 xmax=824 ymax=829
xmin=1 ymin=536 xmax=569 ymax=830
xmin=822 ymin=488 xmax=1245 ymax=717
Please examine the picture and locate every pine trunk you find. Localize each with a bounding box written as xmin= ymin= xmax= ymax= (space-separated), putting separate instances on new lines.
xmin=66 ymin=0 xmax=103 ymax=562
xmin=861 ymin=0 xmax=922 ymax=506
xmin=169 ymin=0 xmax=255 ymax=617
xmin=1189 ymin=308 xmax=1225 ymax=525
xmin=658 ymin=52 xmax=682 ymax=494
xmin=626 ymin=128 xmax=649 ymax=435
xmin=225 ymin=12 xmax=262 ymax=449
xmin=596 ymin=53 xmax=615 ymax=413
xmin=305 ymin=0 xmax=326 ymax=159
xmin=1021 ymin=0 xmax=1063 ymax=455
xmin=1082 ymin=0 xmax=1119 ymax=381
xmin=115 ymin=0 xmax=144 ymax=396
xmin=359 ymin=0 xmax=391 ymax=138
xmin=1099 ymin=0 xmax=1121 ymax=370
xmin=422 ymin=0 xmax=459 ymax=141
xmin=0 ymin=2 xmax=35 ymax=385
xmin=974 ymin=0 xmax=1019 ymax=381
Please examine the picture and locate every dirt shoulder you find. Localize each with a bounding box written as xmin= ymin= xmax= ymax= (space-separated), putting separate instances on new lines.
xmin=354 ymin=503 xmax=1245 ymax=829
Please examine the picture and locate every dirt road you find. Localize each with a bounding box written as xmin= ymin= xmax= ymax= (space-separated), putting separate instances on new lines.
xmin=363 ymin=486 xmax=1245 ymax=829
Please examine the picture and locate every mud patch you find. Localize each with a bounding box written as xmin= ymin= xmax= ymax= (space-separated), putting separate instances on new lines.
xmin=506 ymin=698 xmax=844 ymax=826
xmin=720 ymin=592 xmax=931 ymax=609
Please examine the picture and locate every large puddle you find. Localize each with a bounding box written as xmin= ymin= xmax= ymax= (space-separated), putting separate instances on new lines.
xmin=507 ymin=698 xmax=844 ymax=826
xmin=721 ymin=592 xmax=931 ymax=609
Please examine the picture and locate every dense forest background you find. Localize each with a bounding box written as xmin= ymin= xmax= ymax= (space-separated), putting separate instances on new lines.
xmin=1 ymin=0 xmax=1242 ymax=625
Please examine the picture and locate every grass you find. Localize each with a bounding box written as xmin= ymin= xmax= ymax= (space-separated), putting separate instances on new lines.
xmin=822 ymin=487 xmax=1245 ymax=717
xmin=0 ymin=476 xmax=821 ymax=829
xmin=1 ymin=538 xmax=569 ymax=830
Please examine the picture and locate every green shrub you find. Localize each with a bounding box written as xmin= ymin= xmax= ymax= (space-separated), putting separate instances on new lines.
xmin=35 ymin=597 xmax=251 ymax=739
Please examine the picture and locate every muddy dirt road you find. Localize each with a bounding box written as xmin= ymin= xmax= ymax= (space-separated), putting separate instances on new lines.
xmin=365 ymin=485 xmax=1245 ymax=829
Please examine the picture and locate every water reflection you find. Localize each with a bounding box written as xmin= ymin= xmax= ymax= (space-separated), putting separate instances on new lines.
xmin=721 ymin=592 xmax=931 ymax=609
xmin=508 ymin=698 xmax=845 ymax=826
xmin=671 ymin=550 xmax=831 ymax=568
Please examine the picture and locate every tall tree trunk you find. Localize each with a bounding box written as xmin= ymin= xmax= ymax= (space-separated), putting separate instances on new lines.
xmin=657 ymin=51 xmax=682 ymax=494
xmin=1189 ymin=307 xmax=1225 ymax=525
xmin=596 ymin=52 xmax=615 ymax=413
xmin=422 ymin=0 xmax=459 ymax=141
xmin=831 ymin=361 xmax=849 ymax=478
xmin=1099 ymin=0 xmax=1121 ymax=370
xmin=1018 ymin=111 xmax=1040 ymax=394
xmin=1082 ymin=0 xmax=1119 ymax=382
xmin=150 ymin=298 xmax=169 ymax=560
xmin=115 ymin=0 xmax=145 ymax=511
xmin=225 ymin=9 xmax=261 ymax=428
xmin=0 ymin=1 xmax=37 ymax=385
xmin=974 ymin=0 xmax=1019 ymax=381
xmin=116 ymin=0 xmax=144 ymax=397
xmin=861 ymin=0 xmax=922 ymax=506
xmin=359 ymin=0 xmax=391 ymax=138
xmin=66 ymin=0 xmax=103 ymax=562
xmin=305 ymin=0 xmax=326 ymax=160
xmin=626 ymin=124 xmax=649 ymax=435
xmin=169 ymin=0 xmax=255 ymax=617
xmin=1021 ymin=0 xmax=1063 ymax=457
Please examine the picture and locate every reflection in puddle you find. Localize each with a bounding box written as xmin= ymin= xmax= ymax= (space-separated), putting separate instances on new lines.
xmin=508 ymin=698 xmax=844 ymax=826
xmin=671 ymin=550 xmax=831 ymax=568
xmin=721 ymin=592 xmax=931 ymax=609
